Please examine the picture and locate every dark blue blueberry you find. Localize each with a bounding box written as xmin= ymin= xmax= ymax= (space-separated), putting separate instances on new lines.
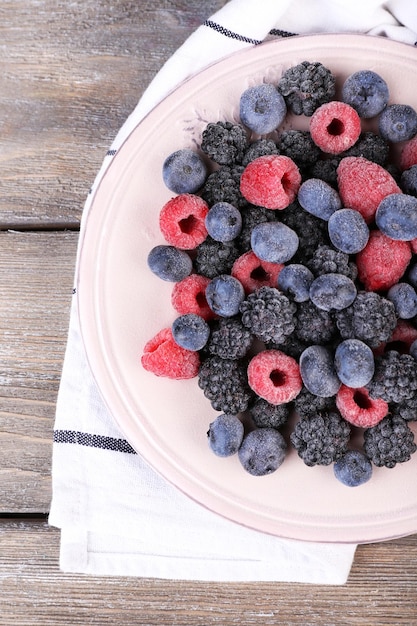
xmin=172 ymin=313 xmax=210 ymax=351
xmin=238 ymin=428 xmax=286 ymax=476
xmin=309 ymin=273 xmax=357 ymax=312
xmin=147 ymin=245 xmax=192 ymax=282
xmin=375 ymin=193 xmax=417 ymax=240
xmin=205 ymin=202 xmax=242 ymax=242
xmin=239 ymin=83 xmax=287 ymax=135
xmin=251 ymin=222 xmax=299 ymax=263
xmin=341 ymin=70 xmax=389 ymax=118
xmin=207 ymin=414 xmax=244 ymax=457
xmin=277 ymin=263 xmax=314 ymax=302
xmin=162 ymin=148 xmax=207 ymax=194
xmin=299 ymin=345 xmax=341 ymax=397
xmin=328 ymin=208 xmax=369 ymax=254
xmin=400 ymin=165 xmax=417 ymax=197
xmin=333 ymin=450 xmax=373 ymax=487
xmin=410 ymin=339 xmax=417 ymax=361
xmin=408 ymin=263 xmax=417 ymax=288
xmin=297 ymin=178 xmax=341 ymax=220
xmin=334 ymin=339 xmax=375 ymax=388
xmin=205 ymin=274 xmax=245 ymax=317
xmin=387 ymin=282 xmax=417 ymax=319
xmin=379 ymin=104 xmax=417 ymax=143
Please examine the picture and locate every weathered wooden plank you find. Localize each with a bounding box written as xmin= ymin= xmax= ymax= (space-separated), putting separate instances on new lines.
xmin=0 ymin=231 xmax=78 ymax=512
xmin=0 ymin=520 xmax=416 ymax=626
xmin=0 ymin=0 xmax=227 ymax=227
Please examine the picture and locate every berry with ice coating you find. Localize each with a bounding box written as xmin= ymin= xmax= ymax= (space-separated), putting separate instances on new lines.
xmin=367 ymin=350 xmax=417 ymax=404
xmin=205 ymin=202 xmax=242 ymax=242
xmin=172 ymin=313 xmax=210 ymax=351
xmin=247 ymin=349 xmax=302 ymax=405
xmin=240 ymin=286 xmax=297 ymax=344
xmin=278 ymin=130 xmax=321 ymax=169
xmin=294 ymin=386 xmax=336 ymax=419
xmin=194 ymin=237 xmax=240 ymax=278
xmin=205 ymin=274 xmax=245 ymax=317
xmin=336 ymin=385 xmax=388 ymax=428
xmin=159 ymin=193 xmax=209 ymax=249
xmin=307 ymin=244 xmax=357 ymax=280
xmin=341 ymin=70 xmax=389 ymax=118
xmin=240 ymin=154 xmax=301 ymax=210
xmin=297 ymin=178 xmax=341 ymax=220
xmin=334 ymin=339 xmax=375 ymax=388
xmin=376 ymin=193 xmax=417 ymax=241
xmin=239 ymin=83 xmax=287 ymax=134
xmin=207 ymin=414 xmax=244 ymax=457
xmin=328 ymin=209 xmax=369 ymax=254
xmin=249 ymin=397 xmax=290 ymax=429
xmin=238 ymin=428 xmax=286 ymax=476
xmin=231 ymin=251 xmax=283 ymax=294
xmin=147 ymin=245 xmax=192 ymax=282
xmin=294 ymin=300 xmax=338 ymax=345
xmin=206 ymin=316 xmax=253 ymax=360
xmin=171 ymin=274 xmax=214 ymax=321
xmin=277 ymin=263 xmax=314 ymax=302
xmin=279 ymin=201 xmax=330 ymax=264
xmin=242 ymin=138 xmax=279 ymax=167
xmin=379 ymin=104 xmax=417 ymax=143
xmin=356 ymin=230 xmax=412 ymax=291
xmin=401 ymin=165 xmax=417 ymax=196
xmin=334 ymin=450 xmax=373 ymax=487
xmin=309 ymin=273 xmax=357 ymax=312
xmin=198 ymin=356 xmax=253 ymax=414
xmin=343 ymin=132 xmax=389 ymax=166
xmin=141 ymin=328 xmax=200 ymax=379
xmin=162 ymin=148 xmax=207 ymax=194
xmin=201 ymin=165 xmax=247 ymax=209
xmin=201 ymin=121 xmax=248 ymax=165
xmin=363 ymin=415 xmax=417 ymax=468
xmin=310 ymin=101 xmax=361 ymax=154
xmin=299 ymin=345 xmax=341 ymax=398
xmin=277 ymin=60 xmax=336 ymax=116
xmin=290 ymin=411 xmax=350 ymax=466
xmin=387 ymin=282 xmax=417 ymax=319
xmin=335 ymin=291 xmax=397 ymax=349
xmin=251 ymin=221 xmax=299 ymax=264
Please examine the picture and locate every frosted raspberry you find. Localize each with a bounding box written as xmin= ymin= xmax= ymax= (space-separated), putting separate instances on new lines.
xmin=400 ymin=135 xmax=417 ymax=171
xmin=336 ymin=385 xmax=388 ymax=428
xmin=159 ymin=194 xmax=209 ymax=249
xmin=247 ymin=350 xmax=302 ymax=405
xmin=240 ymin=155 xmax=301 ymax=210
xmin=231 ymin=251 xmax=283 ymax=294
xmin=356 ymin=230 xmax=411 ymax=291
xmin=171 ymin=274 xmax=215 ymax=321
xmin=309 ymin=101 xmax=361 ymax=154
xmin=337 ymin=157 xmax=401 ymax=224
xmin=141 ymin=328 xmax=200 ymax=379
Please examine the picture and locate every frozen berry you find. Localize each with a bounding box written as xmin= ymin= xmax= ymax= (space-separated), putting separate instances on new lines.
xmin=159 ymin=194 xmax=209 ymax=249
xmin=207 ymin=414 xmax=244 ymax=457
xmin=277 ymin=61 xmax=336 ymax=116
xmin=290 ymin=411 xmax=350 ymax=466
xmin=147 ymin=245 xmax=192 ymax=282
xmin=249 ymin=397 xmax=290 ymax=429
xmin=334 ymin=339 xmax=375 ymax=388
xmin=171 ymin=274 xmax=214 ymax=321
xmin=333 ymin=450 xmax=373 ymax=487
xmin=171 ymin=313 xmax=210 ymax=351
xmin=400 ymin=135 xmax=417 ymax=171
xmin=328 ymin=208 xmax=369 ymax=254
xmin=336 ymin=385 xmax=388 ymax=428
xmin=251 ymin=221 xmax=299 ymax=264
xmin=240 ymin=287 xmax=296 ymax=344
xmin=387 ymin=282 xmax=417 ymax=319
xmin=231 ymin=251 xmax=283 ymax=293
xmin=278 ymin=130 xmax=321 ymax=169
xmin=277 ymin=263 xmax=314 ymax=302
xmin=205 ymin=274 xmax=245 ymax=317
xmin=205 ymin=202 xmax=242 ymax=242
xmin=309 ymin=273 xmax=357 ymax=311
xmin=141 ymin=328 xmax=200 ymax=379
xmin=194 ymin=237 xmax=240 ymax=279
xmin=341 ymin=70 xmax=389 ymax=118
xmin=379 ymin=104 xmax=417 ymax=143
xmin=299 ymin=345 xmax=341 ymax=398
xmin=239 ymin=83 xmax=287 ymax=134
xmin=240 ymin=155 xmax=301 ymax=210
xmin=364 ymin=415 xmax=417 ymax=468
xmin=247 ymin=350 xmax=302 ymax=405
xmin=376 ymin=193 xmax=417 ymax=241
xmin=356 ymin=230 xmax=412 ymax=291
xmin=201 ymin=121 xmax=248 ymax=165
xmin=238 ymin=428 xmax=286 ymax=476
xmin=242 ymin=138 xmax=279 ymax=167
xmin=297 ymin=178 xmax=341 ymax=220
xmin=401 ymin=166 xmax=417 ymax=196
xmin=309 ymin=101 xmax=361 ymax=154
xmin=162 ymin=148 xmax=207 ymax=194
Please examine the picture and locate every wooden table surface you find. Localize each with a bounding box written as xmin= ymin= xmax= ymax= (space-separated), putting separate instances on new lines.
xmin=1 ymin=1 xmax=417 ymax=624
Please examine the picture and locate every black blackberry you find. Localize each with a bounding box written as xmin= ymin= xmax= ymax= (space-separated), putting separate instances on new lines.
xmin=294 ymin=300 xmax=338 ymax=345
xmin=290 ymin=411 xmax=351 ymax=466
xmin=236 ymin=204 xmax=277 ymax=252
xmin=335 ymin=292 xmax=397 ymax=348
xmin=363 ymin=415 xmax=417 ymax=468
xmin=239 ymin=286 xmax=297 ymax=344
xmin=277 ymin=61 xmax=336 ymax=116
xmin=194 ymin=237 xmax=240 ymax=278
xmin=389 ymin=391 xmax=417 ymax=422
xmin=342 ymin=132 xmax=389 ymax=165
xmin=198 ymin=356 xmax=253 ymax=414
xmin=293 ymin=387 xmax=336 ymax=419
xmin=279 ymin=200 xmax=330 ymax=263
xmin=278 ymin=130 xmax=321 ymax=169
xmin=242 ymin=138 xmax=279 ymax=167
xmin=250 ymin=397 xmax=290 ymax=429
xmin=307 ymin=157 xmax=342 ymax=187
xmin=201 ymin=165 xmax=246 ymax=209
xmin=201 ymin=121 xmax=248 ymax=165
xmin=366 ymin=350 xmax=417 ymax=404
xmin=266 ymin=333 xmax=308 ymax=360
xmin=206 ymin=316 xmax=254 ymax=360
xmin=307 ymin=245 xmax=358 ymax=281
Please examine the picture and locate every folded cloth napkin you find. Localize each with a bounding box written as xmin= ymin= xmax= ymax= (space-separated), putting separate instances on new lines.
xmin=49 ymin=0 xmax=417 ymax=583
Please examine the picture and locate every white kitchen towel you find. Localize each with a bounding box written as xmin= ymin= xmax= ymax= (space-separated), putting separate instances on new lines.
xmin=49 ymin=0 xmax=417 ymax=583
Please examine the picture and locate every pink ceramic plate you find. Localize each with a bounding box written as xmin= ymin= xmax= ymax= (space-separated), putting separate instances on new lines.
xmin=78 ymin=34 xmax=417 ymax=543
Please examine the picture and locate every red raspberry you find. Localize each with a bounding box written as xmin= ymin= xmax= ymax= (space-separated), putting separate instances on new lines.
xmin=171 ymin=274 xmax=215 ymax=321
xmin=337 ymin=156 xmax=401 ymax=224
xmin=309 ymin=101 xmax=361 ymax=154
xmin=141 ymin=328 xmax=200 ymax=379
xmin=336 ymin=385 xmax=388 ymax=428
xmin=231 ymin=251 xmax=284 ymax=294
xmin=247 ymin=350 xmax=302 ymax=405
xmin=159 ymin=194 xmax=209 ymax=249
xmin=240 ymin=155 xmax=301 ymax=210
xmin=356 ymin=230 xmax=411 ymax=291
xmin=400 ymin=134 xmax=417 ymax=171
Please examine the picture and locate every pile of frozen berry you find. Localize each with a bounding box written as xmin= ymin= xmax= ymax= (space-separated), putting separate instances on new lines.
xmin=141 ymin=60 xmax=417 ymax=487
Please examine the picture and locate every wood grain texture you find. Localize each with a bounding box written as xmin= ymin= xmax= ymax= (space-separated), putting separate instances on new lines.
xmin=0 ymin=521 xmax=416 ymax=626
xmin=0 ymin=0 xmax=227 ymax=228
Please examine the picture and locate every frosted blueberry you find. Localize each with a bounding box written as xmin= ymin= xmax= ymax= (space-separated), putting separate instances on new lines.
xmin=238 ymin=428 xmax=286 ymax=476
xmin=410 ymin=339 xmax=417 ymax=361
xmin=379 ymin=104 xmax=417 ymax=143
xmin=341 ymin=70 xmax=389 ymax=118
xmin=299 ymin=345 xmax=341 ymax=397
xmin=297 ymin=178 xmax=341 ymax=220
xmin=205 ymin=202 xmax=242 ymax=242
xmin=375 ymin=193 xmax=417 ymax=240
xmin=334 ymin=339 xmax=375 ymax=388
xmin=207 ymin=414 xmax=244 ymax=457
xmin=334 ymin=450 xmax=373 ymax=487
xmin=328 ymin=208 xmax=369 ymax=254
xmin=309 ymin=273 xmax=357 ymax=311
xmin=147 ymin=245 xmax=192 ymax=282
xmin=251 ymin=222 xmax=299 ymax=263
xmin=205 ymin=274 xmax=245 ymax=317
xmin=172 ymin=313 xmax=210 ymax=351
xmin=239 ymin=83 xmax=287 ymax=135
xmin=277 ymin=263 xmax=314 ymax=302
xmin=162 ymin=148 xmax=207 ymax=194
xmin=387 ymin=282 xmax=417 ymax=319
xmin=401 ymin=165 xmax=417 ymax=197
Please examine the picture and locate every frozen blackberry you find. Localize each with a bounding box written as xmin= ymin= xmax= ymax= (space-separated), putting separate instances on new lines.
xmin=266 ymin=334 xmax=308 ymax=360
xmin=240 ymin=286 xmax=297 ymax=344
xmin=389 ymin=391 xmax=417 ymax=422
xmin=294 ymin=300 xmax=338 ymax=345
xmin=242 ymin=138 xmax=279 ymax=167
xmin=307 ymin=157 xmax=342 ymax=187
xmin=206 ymin=316 xmax=254 ymax=360
xmin=343 ymin=132 xmax=389 ymax=165
xmin=293 ymin=386 xmax=336 ymax=419
xmin=236 ymin=204 xmax=276 ymax=252
xmin=201 ymin=165 xmax=246 ymax=209
xmin=366 ymin=350 xmax=417 ymax=404
xmin=290 ymin=411 xmax=351 ymax=466
xmin=278 ymin=130 xmax=321 ymax=169
xmin=363 ymin=415 xmax=417 ymax=468
xmin=250 ymin=397 xmax=290 ymax=429
xmin=277 ymin=61 xmax=336 ymax=116
xmin=279 ymin=200 xmax=330 ymax=263
xmin=201 ymin=121 xmax=248 ymax=166
xmin=335 ymin=292 xmax=397 ymax=348
xmin=307 ymin=245 xmax=358 ymax=281
xmin=193 ymin=237 xmax=240 ymax=278
xmin=198 ymin=356 xmax=253 ymax=414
